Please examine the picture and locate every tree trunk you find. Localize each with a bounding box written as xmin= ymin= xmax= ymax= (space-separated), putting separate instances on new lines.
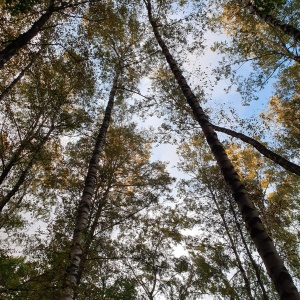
xmin=0 ymin=115 xmax=44 ymax=186
xmin=145 ymin=1 xmax=300 ymax=298
xmin=243 ymin=1 xmax=300 ymax=44
xmin=76 ymin=185 xmax=112 ymax=286
xmin=229 ymin=198 xmax=269 ymax=300
xmin=0 ymin=124 xmax=54 ymax=212
xmin=0 ymin=2 xmax=56 ymax=69
xmin=212 ymin=124 xmax=300 ymax=176
xmin=208 ymin=186 xmax=255 ymax=300
xmin=0 ymin=59 xmax=34 ymax=101
xmin=61 ymin=70 xmax=120 ymax=300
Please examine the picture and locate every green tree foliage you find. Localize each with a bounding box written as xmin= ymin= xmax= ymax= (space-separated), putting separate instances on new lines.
xmin=4 ymin=0 xmax=42 ymax=14
xmin=0 ymin=52 xmax=94 ymax=229
xmin=253 ymin=1 xmax=286 ymax=14
xmin=225 ymin=142 xmax=300 ymax=283
xmin=0 ymin=0 xmax=300 ymax=299
xmin=210 ymin=0 xmax=300 ymax=102
xmin=176 ymin=134 xmax=275 ymax=299
xmin=18 ymin=120 xmax=174 ymax=299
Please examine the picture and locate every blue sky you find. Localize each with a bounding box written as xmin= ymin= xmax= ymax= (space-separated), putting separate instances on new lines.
xmin=134 ymin=25 xmax=276 ymax=179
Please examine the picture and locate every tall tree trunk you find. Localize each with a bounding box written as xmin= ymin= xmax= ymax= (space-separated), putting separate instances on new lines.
xmin=208 ymin=186 xmax=255 ymax=300
xmin=243 ymin=1 xmax=300 ymax=44
xmin=76 ymin=184 xmax=112 ymax=286
xmin=145 ymin=1 xmax=300 ymax=298
xmin=212 ymin=124 xmax=300 ymax=176
xmin=229 ymin=198 xmax=269 ymax=300
xmin=61 ymin=70 xmax=120 ymax=300
xmin=0 ymin=1 xmax=56 ymax=69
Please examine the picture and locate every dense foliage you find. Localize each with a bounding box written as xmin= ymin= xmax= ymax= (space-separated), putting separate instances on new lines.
xmin=0 ymin=0 xmax=299 ymax=299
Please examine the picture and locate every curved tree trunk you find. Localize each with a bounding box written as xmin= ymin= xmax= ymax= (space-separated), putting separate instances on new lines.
xmin=61 ymin=70 xmax=120 ymax=300
xmin=243 ymin=1 xmax=300 ymax=44
xmin=212 ymin=124 xmax=300 ymax=176
xmin=145 ymin=1 xmax=300 ymax=299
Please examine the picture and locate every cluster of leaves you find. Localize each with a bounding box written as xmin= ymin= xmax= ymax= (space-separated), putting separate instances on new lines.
xmin=3 ymin=0 xmax=41 ymax=14
xmin=254 ymin=0 xmax=286 ymax=14
xmin=209 ymin=0 xmax=300 ymax=103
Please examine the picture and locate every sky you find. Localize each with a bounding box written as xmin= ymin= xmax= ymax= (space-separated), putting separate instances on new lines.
xmin=135 ymin=25 xmax=275 ymax=178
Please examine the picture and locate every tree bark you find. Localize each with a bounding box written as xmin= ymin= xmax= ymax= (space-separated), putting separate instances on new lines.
xmin=61 ymin=70 xmax=120 ymax=300
xmin=0 ymin=1 xmax=56 ymax=69
xmin=243 ymin=1 xmax=300 ymax=44
xmin=76 ymin=185 xmax=112 ymax=286
xmin=145 ymin=1 xmax=300 ymax=299
xmin=212 ymin=124 xmax=300 ymax=176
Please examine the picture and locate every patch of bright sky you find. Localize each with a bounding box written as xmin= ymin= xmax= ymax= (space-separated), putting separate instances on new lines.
xmin=186 ymin=29 xmax=274 ymax=122
xmin=135 ymin=25 xmax=275 ymax=177
xmin=132 ymin=0 xmax=277 ymax=179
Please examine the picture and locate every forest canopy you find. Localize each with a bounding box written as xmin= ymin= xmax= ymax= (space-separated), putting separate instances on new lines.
xmin=0 ymin=0 xmax=299 ymax=299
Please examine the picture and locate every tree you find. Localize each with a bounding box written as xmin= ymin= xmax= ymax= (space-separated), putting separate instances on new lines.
xmin=177 ymin=134 xmax=276 ymax=299
xmin=225 ymin=143 xmax=300 ymax=283
xmin=62 ymin=1 xmax=150 ymax=297
xmin=144 ymin=63 xmax=300 ymax=176
xmin=209 ymin=0 xmax=300 ymax=102
xmin=16 ymin=117 xmax=173 ymax=299
xmin=242 ymin=0 xmax=300 ymax=43
xmin=144 ymin=0 xmax=299 ymax=298
xmin=0 ymin=51 xmax=94 ymax=228
xmin=0 ymin=58 xmax=34 ymax=102
xmin=1 ymin=0 xmax=300 ymax=299
xmin=62 ymin=67 xmax=120 ymax=299
xmin=0 ymin=0 xmax=95 ymax=69
xmin=212 ymin=124 xmax=300 ymax=176
xmin=261 ymin=63 xmax=300 ymax=153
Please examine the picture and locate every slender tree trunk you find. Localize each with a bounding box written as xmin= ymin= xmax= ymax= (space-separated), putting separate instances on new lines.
xmin=145 ymin=1 xmax=300 ymax=298
xmin=243 ymin=1 xmax=300 ymax=44
xmin=0 ymin=140 xmax=30 ymax=185
xmin=0 ymin=190 xmax=27 ymax=229
xmin=0 ymin=59 xmax=34 ymax=101
xmin=0 ymin=116 xmax=44 ymax=186
xmin=208 ymin=186 xmax=255 ymax=300
xmin=0 ymin=1 xmax=56 ymax=69
xmin=212 ymin=124 xmax=300 ymax=176
xmin=0 ymin=125 xmax=54 ymax=211
xmin=229 ymin=198 xmax=269 ymax=300
xmin=76 ymin=185 xmax=112 ymax=286
xmin=61 ymin=70 xmax=120 ymax=300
